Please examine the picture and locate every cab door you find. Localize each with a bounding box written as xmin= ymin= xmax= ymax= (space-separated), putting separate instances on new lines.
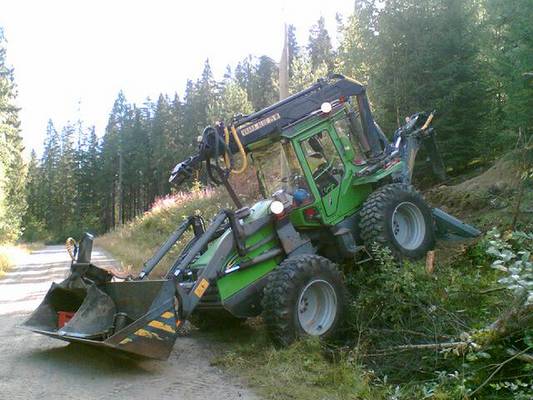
xmin=296 ymin=122 xmax=346 ymax=218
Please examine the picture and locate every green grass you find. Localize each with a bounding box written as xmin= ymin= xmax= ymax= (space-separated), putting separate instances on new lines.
xmin=0 ymin=252 xmax=10 ymax=277
xmin=96 ymin=188 xmax=231 ymax=276
xmin=206 ymin=326 xmax=387 ymax=400
xmin=0 ymin=244 xmax=36 ymax=277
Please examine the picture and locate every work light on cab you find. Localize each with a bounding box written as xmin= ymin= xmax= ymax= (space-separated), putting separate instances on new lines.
xmin=320 ymin=102 xmax=332 ymax=113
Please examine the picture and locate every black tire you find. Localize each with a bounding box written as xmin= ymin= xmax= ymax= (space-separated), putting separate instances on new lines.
xmin=189 ymin=310 xmax=246 ymax=331
xmin=359 ymin=183 xmax=435 ymax=260
xmin=262 ymin=254 xmax=347 ymax=346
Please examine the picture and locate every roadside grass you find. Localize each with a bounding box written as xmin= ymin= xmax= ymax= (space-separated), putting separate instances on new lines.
xmin=0 ymin=251 xmax=10 ymax=277
xmin=0 ymin=244 xmax=37 ymax=277
xmin=205 ymin=326 xmax=387 ymax=400
xmin=19 ymin=241 xmax=45 ymax=252
xmin=96 ymin=187 xmax=231 ymax=276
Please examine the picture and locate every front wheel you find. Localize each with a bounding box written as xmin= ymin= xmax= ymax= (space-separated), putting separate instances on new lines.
xmin=360 ymin=183 xmax=435 ymax=260
xmin=262 ymin=255 xmax=347 ymax=346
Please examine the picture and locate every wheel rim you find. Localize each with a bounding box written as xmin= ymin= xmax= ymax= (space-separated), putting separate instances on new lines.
xmin=297 ymin=279 xmax=337 ymax=336
xmin=391 ymin=201 xmax=426 ymax=250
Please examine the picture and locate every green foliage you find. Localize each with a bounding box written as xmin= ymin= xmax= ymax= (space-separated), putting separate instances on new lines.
xmin=0 ymin=27 xmax=26 ymax=243
xmin=289 ymin=54 xmax=328 ymax=94
xmin=482 ymin=0 xmax=533 ymax=139
xmin=343 ymin=232 xmax=532 ymax=399
xmin=307 ymin=16 xmax=335 ymax=72
xmin=486 ymin=229 xmax=533 ymax=305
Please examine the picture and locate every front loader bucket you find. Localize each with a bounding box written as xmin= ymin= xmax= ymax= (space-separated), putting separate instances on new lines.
xmin=22 ymin=278 xmax=181 ymax=360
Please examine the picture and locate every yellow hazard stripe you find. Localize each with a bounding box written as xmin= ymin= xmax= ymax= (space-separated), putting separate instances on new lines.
xmin=119 ymin=337 xmax=132 ymax=345
xmin=134 ymin=328 xmax=163 ymax=341
xmin=161 ymin=311 xmax=174 ymax=319
xmin=148 ymin=320 xmax=176 ymax=334
xmin=194 ymin=278 xmax=209 ymax=298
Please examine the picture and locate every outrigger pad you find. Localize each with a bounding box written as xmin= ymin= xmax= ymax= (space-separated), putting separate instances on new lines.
xmin=22 ymin=276 xmax=182 ymax=360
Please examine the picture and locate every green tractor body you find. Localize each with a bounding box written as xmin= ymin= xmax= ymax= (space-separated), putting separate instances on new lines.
xmin=23 ymin=75 xmax=480 ymax=359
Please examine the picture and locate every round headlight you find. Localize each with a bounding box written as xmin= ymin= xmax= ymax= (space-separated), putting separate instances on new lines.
xmin=270 ymin=200 xmax=284 ymax=215
xmin=320 ymin=102 xmax=332 ymax=113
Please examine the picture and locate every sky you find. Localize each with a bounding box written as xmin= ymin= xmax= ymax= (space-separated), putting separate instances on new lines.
xmin=0 ymin=0 xmax=355 ymax=156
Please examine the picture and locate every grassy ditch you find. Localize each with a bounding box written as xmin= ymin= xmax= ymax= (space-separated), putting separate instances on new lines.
xmin=198 ymin=234 xmax=532 ymax=399
xmin=207 ymin=329 xmax=386 ymax=400
xmin=97 ymin=168 xmax=532 ymax=399
xmin=96 ymin=187 xmax=231 ymax=276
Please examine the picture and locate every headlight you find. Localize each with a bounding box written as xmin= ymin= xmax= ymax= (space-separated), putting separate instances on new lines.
xmin=269 ymin=200 xmax=284 ymax=215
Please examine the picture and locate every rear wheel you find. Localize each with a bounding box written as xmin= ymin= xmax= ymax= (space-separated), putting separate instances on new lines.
xmin=262 ymin=255 xmax=347 ymax=346
xmin=360 ymin=183 xmax=435 ymax=260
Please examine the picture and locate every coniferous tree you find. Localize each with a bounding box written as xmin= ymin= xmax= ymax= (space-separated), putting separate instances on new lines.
xmin=287 ymin=24 xmax=299 ymax=78
xmin=0 ymin=28 xmax=26 ymax=242
xmin=40 ymin=120 xmax=61 ymax=232
xmin=482 ymin=0 xmax=533 ymax=147
xmin=307 ymin=16 xmax=335 ymax=72
xmin=251 ymin=56 xmax=278 ymax=110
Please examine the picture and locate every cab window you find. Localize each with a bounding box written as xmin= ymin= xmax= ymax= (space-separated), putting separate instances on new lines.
xmin=300 ymin=130 xmax=344 ymax=196
xmin=333 ymin=116 xmax=367 ymax=164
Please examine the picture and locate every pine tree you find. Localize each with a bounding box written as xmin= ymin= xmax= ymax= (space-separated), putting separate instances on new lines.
xmin=40 ymin=120 xmax=62 ymax=234
xmin=307 ymin=16 xmax=335 ymax=72
xmin=355 ymin=0 xmax=487 ymax=170
xmin=22 ymin=150 xmax=47 ymax=241
xmin=287 ymin=24 xmax=299 ymax=78
xmin=209 ymin=81 xmax=253 ymax=122
xmin=101 ymin=91 xmax=131 ymax=228
xmin=235 ymin=55 xmax=255 ymax=101
xmin=0 ymin=27 xmax=26 ymax=242
xmin=483 ymin=0 xmax=533 ymax=143
xmin=289 ymin=55 xmax=328 ymax=94
xmin=251 ymin=56 xmax=278 ymax=110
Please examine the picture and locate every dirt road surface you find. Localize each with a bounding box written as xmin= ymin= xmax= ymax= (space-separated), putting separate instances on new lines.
xmin=0 ymin=245 xmax=258 ymax=400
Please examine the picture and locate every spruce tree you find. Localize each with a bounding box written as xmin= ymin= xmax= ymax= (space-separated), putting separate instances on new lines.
xmin=307 ymin=17 xmax=335 ymax=72
xmin=251 ymin=56 xmax=278 ymax=110
xmin=0 ymin=27 xmax=26 ymax=242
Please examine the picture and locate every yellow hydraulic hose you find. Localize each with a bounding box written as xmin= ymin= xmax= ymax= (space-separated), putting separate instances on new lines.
xmin=224 ymin=126 xmax=248 ymax=174
xmin=65 ymin=237 xmax=77 ymax=261
xmin=224 ymin=126 xmax=231 ymax=170
xmin=421 ymin=112 xmax=434 ymax=131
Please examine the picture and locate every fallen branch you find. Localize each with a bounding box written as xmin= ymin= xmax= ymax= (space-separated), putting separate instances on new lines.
xmin=368 ymin=327 xmax=452 ymax=340
xmin=468 ymin=346 xmax=532 ymax=398
xmin=506 ymin=348 xmax=533 ymax=364
xmin=369 ymin=341 xmax=469 ymax=357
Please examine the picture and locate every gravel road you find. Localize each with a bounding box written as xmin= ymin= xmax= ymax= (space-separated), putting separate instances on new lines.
xmin=0 ymin=245 xmax=258 ymax=400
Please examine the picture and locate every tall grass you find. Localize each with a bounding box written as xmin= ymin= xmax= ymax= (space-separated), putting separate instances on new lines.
xmin=0 ymin=245 xmax=34 ymax=277
xmin=0 ymin=251 xmax=10 ymax=277
xmin=96 ymin=187 xmax=231 ymax=276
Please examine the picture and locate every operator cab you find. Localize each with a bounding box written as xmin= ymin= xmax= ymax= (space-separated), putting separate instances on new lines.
xmin=250 ymin=100 xmax=377 ymax=229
